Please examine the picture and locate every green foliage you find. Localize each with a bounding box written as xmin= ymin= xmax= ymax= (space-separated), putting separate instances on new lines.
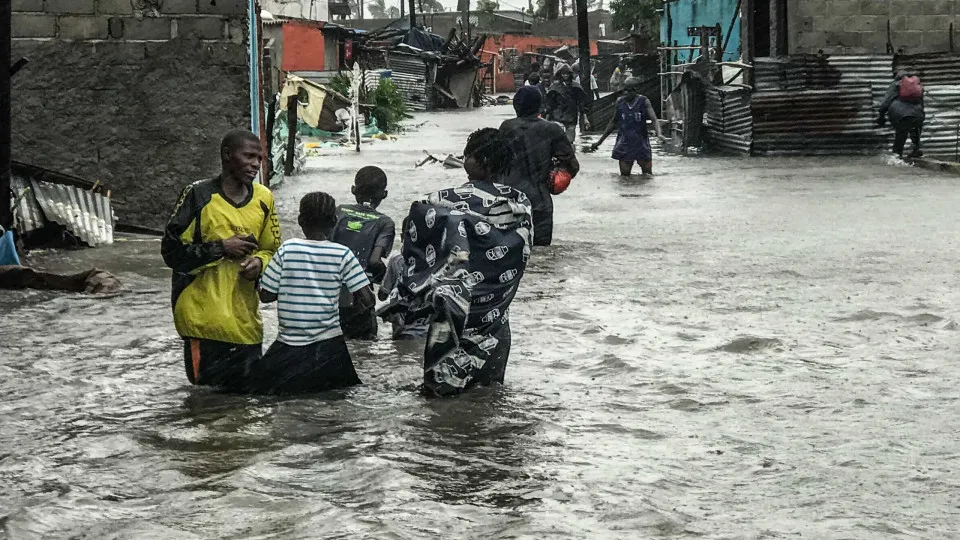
xmin=609 ymin=0 xmax=660 ymax=43
xmin=477 ymin=0 xmax=499 ymax=14
xmin=329 ymin=73 xmax=352 ymax=98
xmin=367 ymin=78 xmax=411 ymax=133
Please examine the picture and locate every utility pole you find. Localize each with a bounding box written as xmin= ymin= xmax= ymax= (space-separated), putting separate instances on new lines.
xmin=575 ymin=0 xmax=592 ymax=103
xmin=408 ymin=0 xmax=416 ymax=27
xmin=1 ymin=0 xmax=12 ymax=230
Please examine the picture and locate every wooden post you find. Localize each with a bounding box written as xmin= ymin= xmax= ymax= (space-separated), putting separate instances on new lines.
xmin=0 ymin=0 xmax=12 ymax=230
xmin=409 ymin=0 xmax=416 ymax=28
xmin=575 ymin=0 xmax=592 ymax=103
xmin=284 ymin=95 xmax=298 ymax=177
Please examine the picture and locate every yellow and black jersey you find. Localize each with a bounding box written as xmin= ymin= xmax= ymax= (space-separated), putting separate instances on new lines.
xmin=161 ymin=177 xmax=281 ymax=345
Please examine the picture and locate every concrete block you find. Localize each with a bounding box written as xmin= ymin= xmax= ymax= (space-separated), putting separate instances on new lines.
xmin=118 ymin=16 xmax=172 ymax=39
xmin=58 ymin=15 xmax=109 ymax=38
xmin=861 ymin=29 xmax=891 ymax=50
xmin=830 ymin=1 xmax=861 ymax=17
xmin=855 ymin=15 xmax=882 ymax=32
xmin=201 ymin=42 xmax=247 ymax=65
xmin=859 ymin=0 xmax=891 ymax=16
xmin=161 ymin=0 xmax=199 ymax=14
xmin=12 ymin=0 xmax=45 ymax=12
xmin=889 ymin=15 xmax=908 ymax=31
xmin=906 ymin=15 xmax=937 ymax=31
xmin=45 ymin=0 xmax=95 ymax=14
xmin=890 ymin=30 xmax=925 ymax=52
xmin=96 ymin=0 xmax=133 ymax=14
xmin=928 ymin=14 xmax=956 ymax=30
xmin=225 ymin=18 xmax=246 ymax=43
xmin=94 ymin=41 xmax=147 ymax=63
xmin=797 ymin=16 xmax=815 ymax=32
xmin=921 ymin=0 xmax=955 ymax=15
xmin=176 ymin=16 xmax=224 ymax=39
xmin=12 ymin=13 xmax=58 ymax=37
xmin=922 ymin=30 xmax=952 ymax=51
xmin=198 ymin=0 xmax=247 ymax=15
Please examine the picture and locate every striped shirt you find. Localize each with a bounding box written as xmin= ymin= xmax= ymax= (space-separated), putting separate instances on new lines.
xmin=260 ymin=238 xmax=370 ymax=346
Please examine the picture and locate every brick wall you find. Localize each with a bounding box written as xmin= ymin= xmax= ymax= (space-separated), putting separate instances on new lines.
xmin=11 ymin=0 xmax=252 ymax=229
xmin=790 ymin=0 xmax=959 ymax=54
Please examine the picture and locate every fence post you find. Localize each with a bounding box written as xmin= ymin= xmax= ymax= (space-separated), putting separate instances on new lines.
xmin=284 ymin=95 xmax=298 ymax=177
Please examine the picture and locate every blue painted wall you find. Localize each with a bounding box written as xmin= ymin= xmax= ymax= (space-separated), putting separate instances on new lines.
xmin=660 ymin=0 xmax=741 ymax=63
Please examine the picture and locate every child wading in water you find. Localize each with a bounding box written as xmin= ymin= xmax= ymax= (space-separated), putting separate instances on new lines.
xmin=590 ymin=78 xmax=665 ymax=175
xmin=331 ymin=166 xmax=395 ymax=340
xmin=254 ymin=192 xmax=375 ymax=394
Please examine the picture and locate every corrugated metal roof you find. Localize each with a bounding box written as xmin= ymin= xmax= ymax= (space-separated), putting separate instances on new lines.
xmin=11 ymin=174 xmax=115 ymax=246
xmin=364 ymin=53 xmax=435 ymax=111
xmin=919 ymin=85 xmax=960 ymax=161
xmin=704 ymin=85 xmax=752 ymax=155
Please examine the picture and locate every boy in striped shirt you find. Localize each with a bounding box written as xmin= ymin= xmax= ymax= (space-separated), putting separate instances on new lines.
xmin=255 ymin=192 xmax=375 ymax=394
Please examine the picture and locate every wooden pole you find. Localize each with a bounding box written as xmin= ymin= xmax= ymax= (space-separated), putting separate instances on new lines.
xmin=284 ymin=95 xmax=298 ymax=177
xmin=409 ymin=0 xmax=416 ymax=28
xmin=0 ymin=0 xmax=12 ymax=230
xmin=575 ymin=0 xmax=592 ymax=103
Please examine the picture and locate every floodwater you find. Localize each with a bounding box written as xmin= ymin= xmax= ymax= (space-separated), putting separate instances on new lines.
xmin=3 ymin=106 xmax=960 ymax=539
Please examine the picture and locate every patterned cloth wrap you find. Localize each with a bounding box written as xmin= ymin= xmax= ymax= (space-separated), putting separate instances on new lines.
xmin=378 ymin=182 xmax=533 ymax=396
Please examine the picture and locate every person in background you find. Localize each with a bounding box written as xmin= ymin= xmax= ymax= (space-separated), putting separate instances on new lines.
xmin=573 ymin=62 xmax=600 ymax=100
xmin=256 ymin=192 xmax=375 ymax=394
xmin=878 ymin=67 xmax=925 ymax=159
xmin=377 ymin=254 xmax=429 ymax=340
xmin=331 ymin=166 xmax=395 ymax=340
xmin=590 ymin=78 xmax=665 ymax=176
xmin=378 ymin=129 xmax=533 ymax=397
xmin=609 ymin=60 xmax=628 ymax=92
xmin=538 ymin=71 xmax=553 ymax=115
xmin=500 ymin=85 xmax=580 ymax=246
xmin=544 ymin=64 xmax=589 ymax=143
xmin=526 ymin=72 xmax=547 ymax=110
xmin=161 ymin=129 xmax=280 ymax=391
xmin=590 ymin=67 xmax=601 ymax=100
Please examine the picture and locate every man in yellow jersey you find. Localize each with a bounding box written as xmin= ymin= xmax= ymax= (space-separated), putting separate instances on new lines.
xmin=161 ymin=130 xmax=281 ymax=390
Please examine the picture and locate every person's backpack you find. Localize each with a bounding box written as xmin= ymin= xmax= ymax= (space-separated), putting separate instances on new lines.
xmin=899 ymin=75 xmax=923 ymax=102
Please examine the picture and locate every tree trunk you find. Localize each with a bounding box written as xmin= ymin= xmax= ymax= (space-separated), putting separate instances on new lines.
xmin=546 ymin=0 xmax=559 ymax=20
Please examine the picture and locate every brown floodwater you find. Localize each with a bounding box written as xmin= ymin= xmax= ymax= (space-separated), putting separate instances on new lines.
xmin=2 ymin=106 xmax=960 ymax=539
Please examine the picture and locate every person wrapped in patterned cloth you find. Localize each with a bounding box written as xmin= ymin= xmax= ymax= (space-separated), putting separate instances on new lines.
xmin=378 ymin=128 xmax=533 ymax=396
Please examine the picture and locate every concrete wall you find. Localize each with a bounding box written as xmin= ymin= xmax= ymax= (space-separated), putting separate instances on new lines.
xmin=790 ymin=0 xmax=959 ymax=54
xmin=11 ymin=0 xmax=252 ymax=229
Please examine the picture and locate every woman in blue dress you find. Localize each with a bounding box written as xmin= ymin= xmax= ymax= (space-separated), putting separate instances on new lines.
xmin=590 ymin=78 xmax=665 ymax=175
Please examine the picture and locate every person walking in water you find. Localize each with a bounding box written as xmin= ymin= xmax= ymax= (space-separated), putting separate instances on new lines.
xmin=544 ymin=64 xmax=589 ymax=143
xmin=255 ymin=192 xmax=375 ymax=394
xmin=590 ymin=78 xmax=665 ymax=175
xmin=161 ymin=130 xmax=281 ymax=391
xmin=878 ymin=67 xmax=925 ymax=158
xmin=500 ymin=85 xmax=580 ymax=246
xmin=331 ymin=166 xmax=395 ymax=340
xmin=378 ymin=129 xmax=533 ymax=396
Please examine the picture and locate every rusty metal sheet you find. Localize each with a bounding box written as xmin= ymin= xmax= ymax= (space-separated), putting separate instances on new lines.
xmin=751 ymin=86 xmax=890 ymax=156
xmin=704 ymin=85 xmax=752 ymax=155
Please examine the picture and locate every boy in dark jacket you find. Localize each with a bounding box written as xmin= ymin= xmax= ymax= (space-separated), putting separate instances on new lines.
xmin=878 ymin=68 xmax=925 ymax=158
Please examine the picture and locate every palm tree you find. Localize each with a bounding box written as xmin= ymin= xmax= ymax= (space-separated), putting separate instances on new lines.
xmin=368 ymin=0 xmax=387 ymax=17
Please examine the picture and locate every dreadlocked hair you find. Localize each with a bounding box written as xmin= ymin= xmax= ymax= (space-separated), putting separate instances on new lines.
xmin=464 ymin=128 xmax=514 ymax=177
xmin=298 ymin=191 xmax=338 ymax=231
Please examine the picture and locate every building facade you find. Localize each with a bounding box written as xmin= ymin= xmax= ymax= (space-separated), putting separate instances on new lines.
xmin=11 ymin=0 xmax=257 ymax=229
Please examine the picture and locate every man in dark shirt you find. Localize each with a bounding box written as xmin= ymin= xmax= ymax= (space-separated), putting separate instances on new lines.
xmin=544 ymin=63 xmax=589 ymax=143
xmin=500 ymin=86 xmax=580 ymax=246
xmin=331 ymin=166 xmax=396 ymax=339
xmin=878 ymin=67 xmax=925 ymax=158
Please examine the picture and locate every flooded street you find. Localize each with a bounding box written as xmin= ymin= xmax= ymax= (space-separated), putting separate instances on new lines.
xmin=3 ymin=105 xmax=960 ymax=539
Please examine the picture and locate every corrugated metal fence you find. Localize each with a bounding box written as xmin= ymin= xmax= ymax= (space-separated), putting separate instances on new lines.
xmin=704 ymin=85 xmax=752 ymax=155
xmin=364 ymin=52 xmax=436 ymax=111
xmin=750 ymin=53 xmax=960 ymax=160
